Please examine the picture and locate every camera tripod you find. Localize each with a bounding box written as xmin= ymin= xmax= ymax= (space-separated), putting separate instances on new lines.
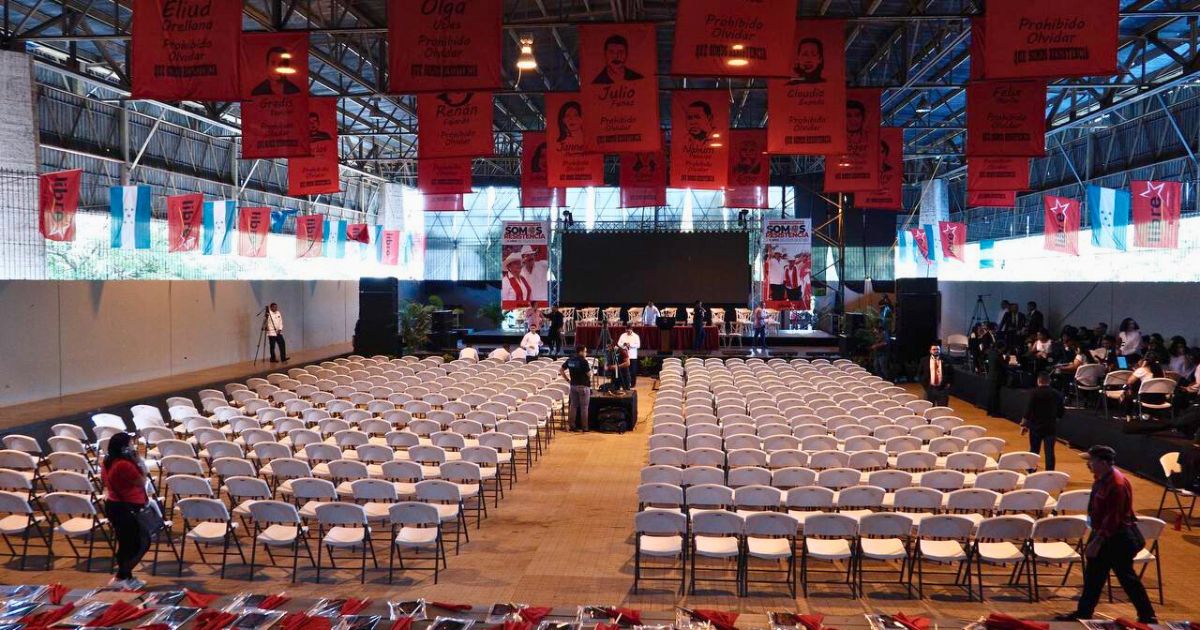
xmin=969 ymin=294 xmax=991 ymax=333
xmin=252 ymin=307 xmax=272 ymax=365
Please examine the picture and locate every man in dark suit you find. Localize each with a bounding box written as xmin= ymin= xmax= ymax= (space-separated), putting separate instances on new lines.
xmin=1027 ymin=301 xmax=1045 ymax=335
xmin=1020 ymin=372 xmax=1064 ymax=470
xmin=918 ymin=343 xmax=954 ymax=406
xmin=984 ymin=342 xmax=1009 ymax=417
xmin=998 ymin=303 xmax=1027 ymax=347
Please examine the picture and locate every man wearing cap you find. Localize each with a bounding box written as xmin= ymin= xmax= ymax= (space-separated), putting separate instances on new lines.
xmin=502 ymin=253 xmax=531 ymax=304
xmin=1056 ymin=445 xmax=1157 ymax=624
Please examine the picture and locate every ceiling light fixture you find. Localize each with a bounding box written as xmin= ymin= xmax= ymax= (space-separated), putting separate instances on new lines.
xmin=726 ymin=43 xmax=749 ymax=67
xmin=516 ymin=36 xmax=538 ymax=71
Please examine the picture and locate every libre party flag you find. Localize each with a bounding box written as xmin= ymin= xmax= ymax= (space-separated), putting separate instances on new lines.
xmin=380 ymin=229 xmax=401 ymax=266
xmin=346 ymin=223 xmax=371 ymax=244
xmin=38 ymin=169 xmax=81 ymax=242
xmin=203 ymin=200 xmax=237 ymax=255
xmin=237 ymin=206 xmax=271 ymax=258
xmin=109 ymin=185 xmax=152 ymax=250
xmin=295 ymin=214 xmax=324 ymax=258
xmin=324 ymin=219 xmax=347 ymax=259
xmin=1086 ymin=185 xmax=1130 ymax=251
xmin=938 ymin=221 xmax=967 ymax=262
xmin=1043 ymin=195 xmax=1081 ymax=255
xmin=166 ymin=193 xmax=204 ymax=252
xmin=1132 ymin=180 xmax=1182 ymax=249
xmin=909 ymin=225 xmax=936 ymax=262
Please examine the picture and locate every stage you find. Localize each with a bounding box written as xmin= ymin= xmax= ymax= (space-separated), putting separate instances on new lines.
xmin=463 ymin=327 xmax=840 ymax=354
xmin=949 ymin=365 xmax=1191 ymax=484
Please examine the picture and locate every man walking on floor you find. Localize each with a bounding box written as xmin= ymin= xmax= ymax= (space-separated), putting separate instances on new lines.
xmin=918 ymin=343 xmax=953 ymax=406
xmin=1020 ymin=372 xmax=1064 ymax=470
xmin=561 ymin=346 xmax=592 ymax=432
xmin=1057 ymin=445 xmax=1157 ymax=624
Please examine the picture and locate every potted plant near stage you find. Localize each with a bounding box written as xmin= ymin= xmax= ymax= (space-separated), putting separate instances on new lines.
xmin=398 ymin=300 xmax=435 ymax=353
xmin=477 ymin=302 xmax=504 ymax=329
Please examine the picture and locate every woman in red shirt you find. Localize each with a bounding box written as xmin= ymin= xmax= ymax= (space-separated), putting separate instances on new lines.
xmin=102 ymin=432 xmax=151 ymax=588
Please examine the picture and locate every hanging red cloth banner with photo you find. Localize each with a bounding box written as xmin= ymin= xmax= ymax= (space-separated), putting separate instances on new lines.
xmin=423 ymin=194 xmax=465 ymax=212
xmin=387 ymin=0 xmax=503 ymax=93
xmin=579 ymin=23 xmax=661 ymax=154
xmin=938 ymin=221 xmax=967 ymax=262
xmin=1043 ymin=195 xmax=1080 ymax=255
xmin=418 ymin=157 xmax=473 ymax=195
xmin=824 ymin=88 xmax=881 ymax=192
xmin=38 ymin=169 xmax=81 ymax=242
xmin=417 ymin=91 xmax=494 ymax=159
xmin=295 ymin=214 xmax=324 ymax=258
xmin=240 ymin=33 xmax=311 ymax=159
xmin=725 ymin=130 xmax=769 ymax=209
xmin=767 ymin=19 xmax=847 ymax=155
xmin=1131 ymin=180 xmax=1182 ymax=249
xmin=669 ymin=90 xmax=729 ymax=190
xmin=167 ymin=193 xmax=204 ymax=252
xmin=980 ymin=0 xmax=1118 ymax=79
xmin=967 ymin=156 xmax=1030 ymax=193
xmin=670 ymin=0 xmax=799 ymax=78
xmin=619 ymin=138 xmax=668 ymax=208
xmin=131 ymin=0 xmax=242 ymax=101
xmin=520 ymin=132 xmax=565 ymax=208
xmin=287 ymin=98 xmax=341 ymax=196
xmin=346 ymin=223 xmax=371 ymax=244
xmin=967 ymin=80 xmax=1046 ymax=157
xmin=968 ymin=189 xmax=1017 ymax=207
xmin=855 ymin=127 xmax=904 ymax=210
xmin=381 ymin=229 xmax=401 ymax=265
xmin=545 ymin=92 xmax=606 ymax=188
xmin=238 ymin=206 xmax=271 ymax=258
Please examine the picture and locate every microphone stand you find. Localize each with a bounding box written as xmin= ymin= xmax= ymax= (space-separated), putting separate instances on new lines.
xmin=252 ymin=306 xmax=272 ymax=365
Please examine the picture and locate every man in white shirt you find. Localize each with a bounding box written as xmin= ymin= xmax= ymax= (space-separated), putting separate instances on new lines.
xmin=642 ymin=302 xmax=660 ymax=326
xmin=458 ymin=346 xmax=479 ymax=361
xmin=265 ymin=303 xmax=289 ymax=362
xmin=501 ymin=253 xmax=531 ymax=304
xmin=520 ymin=329 xmax=543 ymax=362
xmin=520 ymin=246 xmax=549 ymax=302
xmin=617 ymin=328 xmax=641 ymax=387
xmin=509 ymin=347 xmax=528 ymax=362
xmin=488 ymin=345 xmax=511 ymax=361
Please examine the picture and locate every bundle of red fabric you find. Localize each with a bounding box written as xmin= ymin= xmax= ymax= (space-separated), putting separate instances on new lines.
xmin=86 ymin=600 xmax=152 ymax=627
xmin=193 ymin=610 xmax=238 ymax=630
xmin=20 ymin=602 xmax=75 ymax=630
xmin=259 ymin=595 xmax=291 ymax=610
xmin=340 ymin=599 xmax=371 ymax=616
xmin=46 ymin=583 xmax=68 ymax=605
xmin=280 ymin=613 xmax=333 ymax=630
xmin=185 ymin=590 xmax=221 ymax=609
xmin=432 ymin=602 xmax=473 ymax=612
xmin=891 ymin=613 xmax=930 ymax=630
xmin=389 ymin=618 xmax=414 ymax=630
xmin=519 ymin=607 xmax=553 ymax=625
xmin=795 ymin=614 xmax=827 ymax=630
xmin=689 ymin=609 xmax=739 ymax=630
xmin=603 ymin=608 xmax=642 ymax=625
xmin=1114 ymin=619 xmax=1153 ymax=630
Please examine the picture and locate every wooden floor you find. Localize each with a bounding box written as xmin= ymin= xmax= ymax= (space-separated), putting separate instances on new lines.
xmin=0 ymin=343 xmax=352 ymax=431
xmin=4 ymin=370 xmax=1199 ymax=623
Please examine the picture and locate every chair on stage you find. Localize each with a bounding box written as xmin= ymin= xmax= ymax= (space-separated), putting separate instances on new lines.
xmin=660 ymin=307 xmax=678 ymax=319
xmin=577 ymin=307 xmax=600 ymax=327
xmin=603 ymin=307 xmax=622 ymax=326
xmin=559 ymin=307 xmax=576 ymax=334
xmin=711 ymin=310 xmax=729 ymax=347
xmin=765 ymin=309 xmax=781 ymax=335
xmin=628 ymin=307 xmax=644 ymax=324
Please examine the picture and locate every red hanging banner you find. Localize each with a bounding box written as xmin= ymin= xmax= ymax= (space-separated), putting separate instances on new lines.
xmin=669 ymin=90 xmax=730 ymax=190
xmin=579 ymin=23 xmax=661 ymax=153
xmin=1043 ymin=195 xmax=1080 ymax=255
xmin=824 ymin=88 xmax=881 ymax=192
xmin=545 ymin=93 xmax=606 ymax=188
xmin=240 ymin=33 xmax=311 ymax=159
xmin=767 ymin=19 xmax=847 ymax=155
xmin=520 ymin=132 xmax=565 ymax=208
xmin=980 ymin=0 xmax=1119 ymax=79
xmin=967 ymin=189 xmax=1017 ymax=207
xmin=238 ymin=207 xmax=271 ymax=258
xmin=1131 ymin=180 xmax=1182 ymax=249
xmin=418 ymin=157 xmax=473 ymax=195
xmin=969 ymin=17 xmax=987 ymax=80
xmin=619 ymin=142 xmax=668 ymax=208
xmin=670 ymin=0 xmax=800 ymax=78
xmin=287 ymin=98 xmax=341 ymax=196
xmin=38 ymin=169 xmax=81 ymax=242
xmin=967 ymin=157 xmax=1031 ymax=192
xmin=938 ymin=221 xmax=967 ymax=262
xmin=417 ymin=91 xmax=495 ymax=159
xmin=387 ymin=0 xmax=503 ymax=93
xmin=131 ymin=0 xmax=242 ymax=101
xmin=725 ymin=130 xmax=769 ymax=209
xmin=295 ymin=214 xmax=324 ymax=258
xmin=856 ymin=127 xmax=904 ymax=210
xmin=167 ymin=193 xmax=204 ymax=252
xmin=423 ymin=194 xmax=465 ymax=212
xmin=381 ymin=229 xmax=401 ymax=265
xmin=346 ymin=223 xmax=371 ymax=245
xmin=967 ymin=80 xmax=1046 ymax=157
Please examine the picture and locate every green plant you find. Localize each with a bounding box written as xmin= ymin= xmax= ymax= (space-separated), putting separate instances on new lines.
xmin=398 ymin=300 xmax=435 ymax=352
xmin=427 ymin=295 xmax=445 ymax=310
xmin=477 ymin=302 xmax=504 ymax=327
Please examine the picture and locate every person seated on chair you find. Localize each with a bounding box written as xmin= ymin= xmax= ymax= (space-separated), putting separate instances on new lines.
xmin=1122 ymin=357 xmax=1165 ymax=417
xmin=458 ymin=346 xmax=479 ymax=362
xmin=1052 ymin=337 xmax=1093 ymax=392
xmin=488 ymin=344 xmax=511 ymax=361
xmin=918 ymin=343 xmax=954 ymax=406
xmin=1168 ymin=336 xmax=1193 ymax=378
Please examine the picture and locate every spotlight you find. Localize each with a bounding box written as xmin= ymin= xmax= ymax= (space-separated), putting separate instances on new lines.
xmin=273 ymin=52 xmax=296 ymax=75
xmin=726 ymin=43 xmax=749 ymax=67
xmin=516 ymin=36 xmax=538 ymax=71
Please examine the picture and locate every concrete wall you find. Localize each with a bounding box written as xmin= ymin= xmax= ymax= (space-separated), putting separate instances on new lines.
xmin=0 ymin=279 xmax=358 ymax=406
xmin=939 ymin=281 xmax=1200 ymax=346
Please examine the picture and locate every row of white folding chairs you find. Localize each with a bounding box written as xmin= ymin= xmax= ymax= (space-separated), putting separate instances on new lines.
xmin=639 ymin=467 xmax=1070 ymax=496
xmin=649 ymin=432 xmax=991 ymax=457
xmin=646 ymin=448 xmax=1038 ymax=476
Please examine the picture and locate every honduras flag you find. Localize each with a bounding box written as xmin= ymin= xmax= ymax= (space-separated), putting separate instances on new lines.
xmin=979 ymin=240 xmax=995 ymax=269
xmin=109 ymin=185 xmax=151 ymax=249
xmin=372 ymin=225 xmax=385 ymax=262
xmin=1087 ymin=185 xmax=1130 ymax=251
xmin=324 ymin=219 xmax=346 ymax=259
xmin=202 ymin=200 xmax=236 ymax=255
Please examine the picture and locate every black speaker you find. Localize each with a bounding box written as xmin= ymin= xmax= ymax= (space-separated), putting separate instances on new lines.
xmin=896 ymin=292 xmax=941 ymax=362
xmin=430 ymin=310 xmax=457 ymax=350
xmin=359 ymin=278 xmax=399 ymax=322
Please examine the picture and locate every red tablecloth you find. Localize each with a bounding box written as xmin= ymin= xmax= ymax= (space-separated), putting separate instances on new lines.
xmin=573 ymin=325 xmax=720 ymax=352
